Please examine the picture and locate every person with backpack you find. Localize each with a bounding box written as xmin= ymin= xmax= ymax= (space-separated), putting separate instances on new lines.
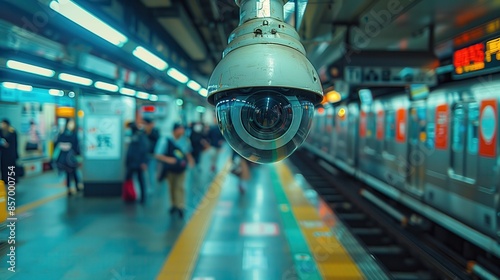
xmin=124 ymin=122 xmax=150 ymax=203
xmin=155 ymin=123 xmax=194 ymax=218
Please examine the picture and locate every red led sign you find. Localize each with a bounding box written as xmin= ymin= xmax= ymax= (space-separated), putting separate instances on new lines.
xmin=142 ymin=105 xmax=156 ymax=112
xmin=453 ymin=43 xmax=485 ymax=74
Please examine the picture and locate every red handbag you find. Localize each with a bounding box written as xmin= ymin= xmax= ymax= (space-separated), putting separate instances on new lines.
xmin=122 ymin=179 xmax=137 ymax=202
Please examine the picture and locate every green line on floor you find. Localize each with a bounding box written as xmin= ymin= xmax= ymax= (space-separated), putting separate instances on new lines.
xmin=271 ymin=164 xmax=323 ymax=280
xmin=17 ymin=191 xmax=67 ymax=214
xmin=274 ymin=162 xmax=365 ymax=279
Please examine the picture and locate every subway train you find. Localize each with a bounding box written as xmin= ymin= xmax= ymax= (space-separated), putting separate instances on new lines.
xmin=302 ymin=73 xmax=500 ymax=258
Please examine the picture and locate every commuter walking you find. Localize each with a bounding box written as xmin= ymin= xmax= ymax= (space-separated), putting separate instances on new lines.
xmin=54 ymin=119 xmax=81 ymax=196
xmin=125 ymin=122 xmax=150 ymax=204
xmin=189 ymin=122 xmax=210 ymax=167
xmin=142 ymin=118 xmax=160 ymax=194
xmin=0 ymin=119 xmax=18 ymax=183
xmin=155 ymin=123 xmax=194 ymax=218
xmin=231 ymin=150 xmax=251 ymax=194
xmin=207 ymin=120 xmax=224 ymax=172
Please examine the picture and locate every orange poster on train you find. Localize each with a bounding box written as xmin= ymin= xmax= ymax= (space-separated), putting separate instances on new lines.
xmin=376 ymin=110 xmax=384 ymax=140
xmin=479 ymin=99 xmax=497 ymax=157
xmin=359 ymin=111 xmax=367 ymax=137
xmin=435 ymin=104 xmax=449 ymax=149
xmin=395 ymin=108 xmax=406 ymax=143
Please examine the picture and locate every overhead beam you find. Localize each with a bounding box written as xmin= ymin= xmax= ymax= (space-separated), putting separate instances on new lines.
xmin=150 ymin=7 xmax=179 ymax=18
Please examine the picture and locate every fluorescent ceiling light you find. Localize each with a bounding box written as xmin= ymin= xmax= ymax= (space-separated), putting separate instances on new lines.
xmin=149 ymin=94 xmax=158 ymax=101
xmin=196 ymin=106 xmax=206 ymax=113
xmin=132 ymin=46 xmax=168 ymax=71
xmin=119 ymin=87 xmax=136 ymax=96
xmin=49 ymin=89 xmax=64 ymax=96
xmin=16 ymin=84 xmax=33 ymax=92
xmin=1 ymin=82 xmax=18 ymax=89
xmin=6 ymin=60 xmax=55 ymax=77
xmin=59 ymin=73 xmax=93 ymax=86
xmin=187 ymin=80 xmax=202 ymax=91
xmin=1 ymin=82 xmax=33 ymax=91
xmin=167 ymin=68 xmax=189 ymax=83
xmin=198 ymin=88 xmax=208 ymax=97
xmin=136 ymin=91 xmax=150 ymax=99
xmin=176 ymin=99 xmax=184 ymax=106
xmin=49 ymin=0 xmax=128 ymax=47
xmin=95 ymin=81 xmax=118 ymax=92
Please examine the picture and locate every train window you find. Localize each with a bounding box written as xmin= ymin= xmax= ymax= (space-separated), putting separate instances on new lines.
xmin=452 ymin=106 xmax=465 ymax=153
xmin=467 ymin=103 xmax=479 ymax=155
xmin=367 ymin=111 xmax=377 ymax=149
xmin=384 ymin=110 xmax=396 ymax=154
xmin=451 ymin=105 xmax=466 ymax=177
xmin=426 ymin=107 xmax=435 ymax=149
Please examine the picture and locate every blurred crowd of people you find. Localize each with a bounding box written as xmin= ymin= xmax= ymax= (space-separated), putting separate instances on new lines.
xmin=124 ymin=118 xmax=227 ymax=218
xmin=0 ymin=116 xmax=252 ymax=219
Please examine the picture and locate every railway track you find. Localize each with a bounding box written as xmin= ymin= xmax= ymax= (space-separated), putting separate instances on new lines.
xmin=290 ymin=149 xmax=478 ymax=280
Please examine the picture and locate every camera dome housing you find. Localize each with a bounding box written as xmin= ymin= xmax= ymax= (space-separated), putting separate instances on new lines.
xmin=207 ymin=0 xmax=323 ymax=164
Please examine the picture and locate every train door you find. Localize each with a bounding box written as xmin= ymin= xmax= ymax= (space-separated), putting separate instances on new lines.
xmin=407 ymin=103 xmax=427 ymax=195
xmin=450 ymin=101 xmax=479 ymax=183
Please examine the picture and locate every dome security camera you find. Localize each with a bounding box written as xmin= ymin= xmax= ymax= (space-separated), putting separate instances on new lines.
xmin=207 ymin=0 xmax=323 ymax=164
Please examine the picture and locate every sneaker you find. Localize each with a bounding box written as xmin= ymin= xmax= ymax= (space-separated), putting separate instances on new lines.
xmin=169 ymin=207 xmax=177 ymax=214
xmin=67 ymin=190 xmax=73 ymax=196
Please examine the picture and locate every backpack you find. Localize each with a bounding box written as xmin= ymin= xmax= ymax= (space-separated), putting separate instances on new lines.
xmin=160 ymin=138 xmax=187 ymax=177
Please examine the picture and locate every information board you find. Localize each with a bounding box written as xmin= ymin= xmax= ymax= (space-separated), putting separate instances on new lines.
xmin=453 ymin=34 xmax=500 ymax=78
xmin=345 ymin=66 xmax=437 ymax=86
xmin=84 ymin=115 xmax=121 ymax=160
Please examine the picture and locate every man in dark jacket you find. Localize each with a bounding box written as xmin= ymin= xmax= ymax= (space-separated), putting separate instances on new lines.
xmin=143 ymin=118 xmax=160 ymax=194
xmin=207 ymin=122 xmax=224 ymax=172
xmin=0 ymin=119 xmax=18 ymax=182
xmin=189 ymin=122 xmax=210 ymax=166
xmin=125 ymin=122 xmax=150 ymax=204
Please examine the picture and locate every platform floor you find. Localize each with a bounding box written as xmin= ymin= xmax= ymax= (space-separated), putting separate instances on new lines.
xmin=0 ymin=145 xmax=387 ymax=280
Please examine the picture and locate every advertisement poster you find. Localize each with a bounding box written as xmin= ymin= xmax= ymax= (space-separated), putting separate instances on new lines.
xmin=21 ymin=103 xmax=45 ymax=154
xmin=359 ymin=111 xmax=367 ymax=137
xmin=396 ymin=108 xmax=406 ymax=143
xmin=376 ymin=110 xmax=384 ymax=140
xmin=85 ymin=115 xmax=121 ymax=160
xmin=435 ymin=104 xmax=449 ymax=150
xmin=479 ymin=99 xmax=497 ymax=157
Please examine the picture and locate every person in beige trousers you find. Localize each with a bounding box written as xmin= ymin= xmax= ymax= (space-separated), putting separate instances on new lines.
xmin=155 ymin=123 xmax=194 ymax=218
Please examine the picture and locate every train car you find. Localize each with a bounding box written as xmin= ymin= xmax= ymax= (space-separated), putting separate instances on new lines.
xmin=303 ymin=73 xmax=500 ymax=258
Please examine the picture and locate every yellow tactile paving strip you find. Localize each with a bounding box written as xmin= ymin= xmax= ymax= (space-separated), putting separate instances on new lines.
xmin=156 ymin=161 xmax=230 ymax=280
xmin=17 ymin=191 xmax=67 ymax=214
xmin=276 ymin=162 xmax=365 ymax=279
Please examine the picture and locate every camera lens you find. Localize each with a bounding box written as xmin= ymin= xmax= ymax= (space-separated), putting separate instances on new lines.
xmin=215 ymin=89 xmax=314 ymax=164
xmin=241 ymin=93 xmax=292 ymax=140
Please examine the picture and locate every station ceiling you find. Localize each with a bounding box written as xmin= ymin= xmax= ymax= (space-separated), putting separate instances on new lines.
xmin=3 ymin=0 xmax=500 ymax=89
xmin=146 ymin=0 xmax=500 ymax=76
